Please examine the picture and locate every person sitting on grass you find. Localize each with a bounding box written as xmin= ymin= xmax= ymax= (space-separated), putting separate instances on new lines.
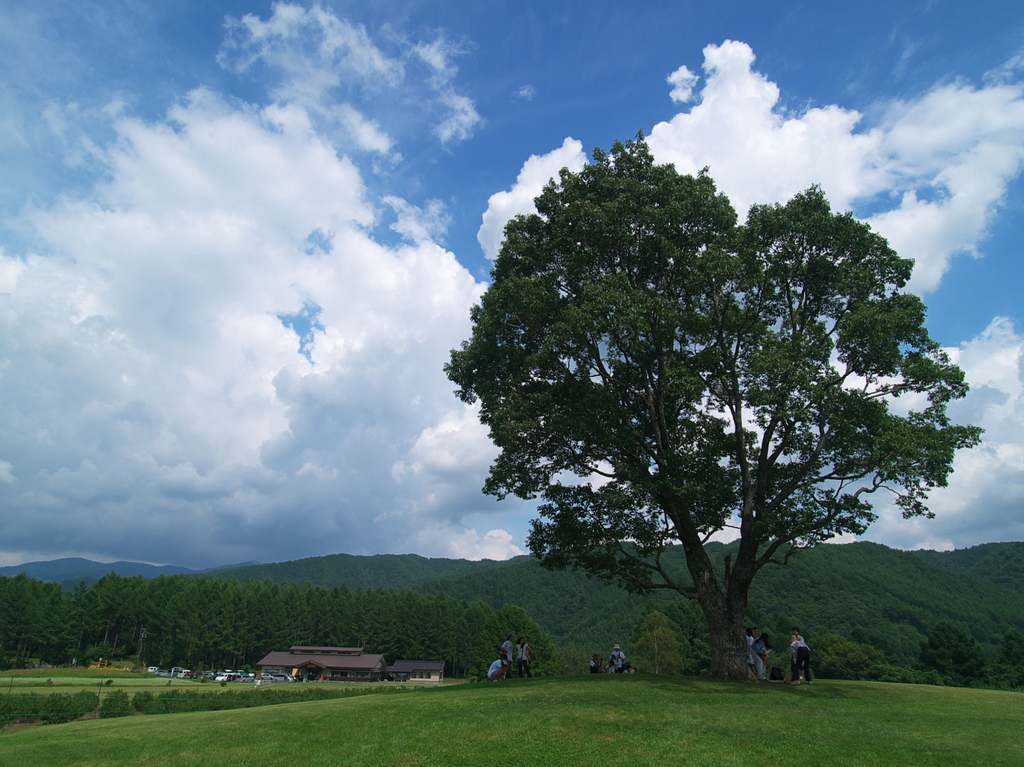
xmin=610 ymin=644 xmax=634 ymax=674
xmin=590 ymin=654 xmax=604 ymax=673
xmin=487 ymin=656 xmax=511 ymax=681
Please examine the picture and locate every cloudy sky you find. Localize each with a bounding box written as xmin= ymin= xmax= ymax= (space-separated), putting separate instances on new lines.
xmin=1 ymin=0 xmax=1023 ymax=569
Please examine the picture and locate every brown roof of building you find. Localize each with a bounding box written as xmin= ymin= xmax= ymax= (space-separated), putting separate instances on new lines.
xmin=257 ymin=650 xmax=386 ymax=671
xmin=288 ymin=646 xmax=364 ymax=655
xmin=388 ymin=660 xmax=446 ymax=674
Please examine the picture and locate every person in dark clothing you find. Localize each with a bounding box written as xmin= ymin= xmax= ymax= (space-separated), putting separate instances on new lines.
xmin=790 ymin=628 xmax=812 ymax=684
xmin=516 ymin=636 xmax=532 ymax=678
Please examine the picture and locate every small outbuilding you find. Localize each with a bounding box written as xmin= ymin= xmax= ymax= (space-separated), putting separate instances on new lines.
xmin=387 ymin=660 xmax=446 ymax=683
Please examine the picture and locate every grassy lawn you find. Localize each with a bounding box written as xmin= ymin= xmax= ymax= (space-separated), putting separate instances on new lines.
xmin=0 ymin=675 xmax=1021 ymax=766
xmin=1 ymin=670 xmax=216 ymax=695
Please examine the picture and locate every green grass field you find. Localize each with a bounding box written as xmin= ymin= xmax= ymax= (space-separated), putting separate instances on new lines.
xmin=1 ymin=675 xmax=1021 ymax=766
xmin=0 ymin=670 xmax=425 ymax=695
xmin=0 ymin=669 xmax=250 ymax=695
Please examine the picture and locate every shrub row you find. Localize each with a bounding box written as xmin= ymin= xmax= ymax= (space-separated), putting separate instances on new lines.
xmin=1 ymin=684 xmax=426 ymax=729
xmin=0 ymin=691 xmax=99 ymax=728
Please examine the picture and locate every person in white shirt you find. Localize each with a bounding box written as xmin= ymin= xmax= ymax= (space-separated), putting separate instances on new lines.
xmin=789 ymin=628 xmax=811 ymax=685
xmin=610 ymin=644 xmax=633 ymax=673
xmin=501 ymin=634 xmax=516 ymax=665
xmin=488 ymin=657 xmax=510 ymax=681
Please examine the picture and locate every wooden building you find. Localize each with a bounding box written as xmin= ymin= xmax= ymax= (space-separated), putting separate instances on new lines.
xmin=387 ymin=660 xmax=446 ymax=683
xmin=256 ymin=646 xmax=387 ymax=681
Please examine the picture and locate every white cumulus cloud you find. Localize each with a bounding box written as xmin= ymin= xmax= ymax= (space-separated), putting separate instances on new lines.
xmin=477 ymin=137 xmax=587 ymax=260
xmin=866 ymin=317 xmax=1024 ymax=550
xmin=647 ymin=40 xmax=1024 ymax=293
xmin=0 ymin=83 xmax=495 ymax=568
xmin=667 ymin=64 xmax=699 ymax=103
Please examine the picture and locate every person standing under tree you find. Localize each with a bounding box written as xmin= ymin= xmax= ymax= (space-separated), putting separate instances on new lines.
xmin=501 ymin=634 xmax=516 ymax=666
xmin=790 ymin=629 xmax=811 ymax=685
xmin=750 ymin=628 xmax=768 ymax=681
xmin=516 ymin=636 xmax=532 ymax=678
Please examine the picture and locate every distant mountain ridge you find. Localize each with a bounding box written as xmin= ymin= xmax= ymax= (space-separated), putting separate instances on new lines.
xmin=0 ymin=557 xmax=256 ymax=588
xmin=9 ymin=542 xmax=1024 ymax=600
xmin=210 ymin=552 xmax=506 ymax=590
xmin=908 ymin=542 xmax=1024 ymax=594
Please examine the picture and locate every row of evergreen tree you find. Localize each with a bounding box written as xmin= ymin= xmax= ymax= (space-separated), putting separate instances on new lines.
xmin=0 ymin=572 xmax=499 ymax=676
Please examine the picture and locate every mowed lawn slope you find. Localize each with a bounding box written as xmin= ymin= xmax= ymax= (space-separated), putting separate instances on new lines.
xmin=1 ymin=676 xmax=1021 ymax=766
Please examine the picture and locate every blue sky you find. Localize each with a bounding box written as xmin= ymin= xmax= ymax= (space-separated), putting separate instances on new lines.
xmin=1 ymin=0 xmax=1023 ymax=569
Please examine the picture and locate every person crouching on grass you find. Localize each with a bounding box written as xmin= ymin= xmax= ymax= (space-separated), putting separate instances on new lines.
xmin=488 ymin=655 xmax=511 ymax=681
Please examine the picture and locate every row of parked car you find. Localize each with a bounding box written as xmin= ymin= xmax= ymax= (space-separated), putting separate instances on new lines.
xmin=146 ymin=666 xmax=295 ymax=683
xmin=147 ymin=666 xmax=194 ymax=678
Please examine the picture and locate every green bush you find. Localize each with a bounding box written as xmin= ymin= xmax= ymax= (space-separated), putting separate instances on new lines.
xmin=0 ymin=681 xmax=423 ymax=730
xmin=98 ymin=689 xmax=132 ymax=719
xmin=46 ymin=691 xmax=98 ymax=725
xmin=812 ymin=632 xmax=888 ymax=680
xmin=131 ymin=691 xmax=156 ymax=713
xmin=0 ymin=691 xmax=99 ymax=729
xmin=875 ymin=666 xmax=944 ymax=685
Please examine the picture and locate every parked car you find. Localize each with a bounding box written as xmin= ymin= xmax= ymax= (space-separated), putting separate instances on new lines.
xmin=263 ymin=673 xmax=293 ymax=683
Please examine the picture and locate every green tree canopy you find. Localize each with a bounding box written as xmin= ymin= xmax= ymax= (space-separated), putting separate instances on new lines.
xmin=919 ymin=620 xmax=985 ymax=685
xmin=447 ymin=135 xmax=981 ymax=679
xmin=631 ymin=610 xmax=684 ymax=675
xmin=471 ymin=604 xmax=558 ymax=680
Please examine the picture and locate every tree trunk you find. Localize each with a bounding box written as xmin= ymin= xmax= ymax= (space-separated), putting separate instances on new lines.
xmin=703 ymin=604 xmax=750 ymax=679
xmin=682 ymin=538 xmax=752 ymax=680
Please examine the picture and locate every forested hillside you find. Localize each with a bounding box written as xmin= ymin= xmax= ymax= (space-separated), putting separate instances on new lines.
xmin=909 ymin=542 xmax=1024 ymax=595
xmin=205 ymin=541 xmax=1024 ymax=666
xmin=5 ymin=541 xmax=1023 ymax=678
xmin=211 ymin=552 xmax=500 ymax=590
xmin=417 ymin=556 xmax=648 ymax=651
xmin=746 ymin=542 xmax=1024 ymax=664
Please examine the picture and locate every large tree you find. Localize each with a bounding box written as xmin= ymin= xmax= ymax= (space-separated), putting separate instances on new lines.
xmin=446 ymin=136 xmax=981 ymax=679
